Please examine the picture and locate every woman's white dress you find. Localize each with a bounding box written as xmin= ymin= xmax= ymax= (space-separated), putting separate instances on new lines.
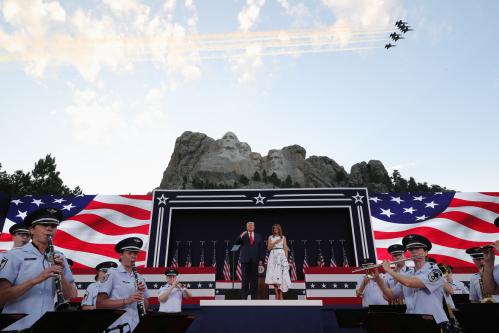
xmin=265 ymin=235 xmax=292 ymax=292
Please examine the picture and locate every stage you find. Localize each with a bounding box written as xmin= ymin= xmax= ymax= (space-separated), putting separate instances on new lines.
xmin=180 ymin=301 xmax=365 ymax=333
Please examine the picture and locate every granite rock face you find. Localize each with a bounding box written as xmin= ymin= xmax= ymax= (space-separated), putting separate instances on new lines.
xmin=159 ymin=131 xmax=392 ymax=191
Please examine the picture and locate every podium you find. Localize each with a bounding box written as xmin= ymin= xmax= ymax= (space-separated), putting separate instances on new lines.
xmin=30 ymin=309 xmax=125 ymax=333
xmin=133 ymin=312 xmax=195 ymax=333
xmin=0 ymin=314 xmax=27 ymax=331
xmin=257 ymin=264 xmax=268 ymax=300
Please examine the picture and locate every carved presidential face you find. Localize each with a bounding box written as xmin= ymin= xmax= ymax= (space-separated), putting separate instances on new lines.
xmin=238 ymin=142 xmax=251 ymax=155
xmin=269 ymin=150 xmax=284 ymax=170
xmin=221 ymin=132 xmax=239 ymax=150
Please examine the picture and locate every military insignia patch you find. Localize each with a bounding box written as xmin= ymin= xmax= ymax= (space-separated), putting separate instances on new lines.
xmin=428 ymin=269 xmax=442 ymax=282
xmin=0 ymin=257 xmax=8 ymax=271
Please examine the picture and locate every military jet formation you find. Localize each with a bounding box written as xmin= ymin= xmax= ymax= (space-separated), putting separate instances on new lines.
xmin=385 ymin=20 xmax=413 ymax=50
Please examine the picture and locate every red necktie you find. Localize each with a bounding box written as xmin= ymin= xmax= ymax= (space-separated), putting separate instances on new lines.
xmin=250 ymin=232 xmax=254 ymax=246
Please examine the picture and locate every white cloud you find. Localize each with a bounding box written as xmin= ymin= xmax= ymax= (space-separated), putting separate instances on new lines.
xmin=64 ymin=88 xmax=127 ymax=145
xmin=238 ymin=0 xmax=266 ymax=33
xmin=231 ymin=43 xmax=264 ymax=84
xmin=322 ymin=0 xmax=403 ymax=46
xmin=277 ymin=0 xmax=311 ymax=24
xmin=64 ymin=85 xmax=168 ymax=145
xmin=0 ymin=0 xmax=201 ymax=82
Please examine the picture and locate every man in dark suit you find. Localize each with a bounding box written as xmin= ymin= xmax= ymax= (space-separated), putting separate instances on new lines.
xmin=235 ymin=221 xmax=265 ymax=300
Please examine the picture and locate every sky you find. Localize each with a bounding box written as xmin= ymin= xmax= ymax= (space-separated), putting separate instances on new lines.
xmin=0 ymin=0 xmax=498 ymax=195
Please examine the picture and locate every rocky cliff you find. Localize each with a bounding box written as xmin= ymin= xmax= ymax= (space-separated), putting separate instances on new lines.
xmin=159 ymin=131 xmax=394 ymax=192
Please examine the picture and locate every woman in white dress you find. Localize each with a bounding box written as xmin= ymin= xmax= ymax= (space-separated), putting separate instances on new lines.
xmin=265 ymin=224 xmax=292 ymax=300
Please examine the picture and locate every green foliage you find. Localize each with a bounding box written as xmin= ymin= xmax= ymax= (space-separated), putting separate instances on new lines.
xmin=268 ymin=172 xmax=281 ymax=187
xmin=281 ymin=175 xmax=293 ymax=188
xmin=252 ymin=171 xmax=261 ymax=182
xmin=391 ymin=170 xmax=450 ymax=193
xmin=239 ymin=175 xmax=249 ymax=186
xmin=0 ymin=155 xmax=82 ymax=195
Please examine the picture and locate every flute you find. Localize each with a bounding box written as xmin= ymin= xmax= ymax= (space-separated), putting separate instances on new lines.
xmin=352 ymin=255 xmax=424 ymax=273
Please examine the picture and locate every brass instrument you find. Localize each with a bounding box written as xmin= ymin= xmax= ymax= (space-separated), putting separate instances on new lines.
xmin=46 ymin=235 xmax=69 ymax=311
xmin=131 ymin=260 xmax=147 ymax=317
xmin=479 ymin=265 xmax=495 ymax=303
xmin=352 ymin=255 xmax=424 ymax=273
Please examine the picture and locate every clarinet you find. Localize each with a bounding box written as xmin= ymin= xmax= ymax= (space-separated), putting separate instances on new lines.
xmin=131 ymin=260 xmax=146 ymax=318
xmin=46 ymin=235 xmax=69 ymax=311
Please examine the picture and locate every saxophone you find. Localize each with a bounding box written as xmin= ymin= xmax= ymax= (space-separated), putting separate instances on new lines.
xmin=131 ymin=260 xmax=147 ymax=317
xmin=46 ymin=235 xmax=69 ymax=311
xmin=479 ymin=266 xmax=494 ymax=303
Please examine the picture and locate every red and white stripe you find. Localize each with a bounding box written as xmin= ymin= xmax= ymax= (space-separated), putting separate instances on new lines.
xmin=373 ymin=192 xmax=499 ymax=267
xmin=0 ymin=195 xmax=152 ymax=268
xmin=222 ymin=250 xmax=231 ymax=280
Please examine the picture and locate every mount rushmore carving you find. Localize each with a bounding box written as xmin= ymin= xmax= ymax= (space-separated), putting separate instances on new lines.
xmin=159 ymin=131 xmax=394 ymax=192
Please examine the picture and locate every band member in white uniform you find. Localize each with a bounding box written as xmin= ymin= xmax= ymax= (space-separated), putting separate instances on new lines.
xmin=375 ymin=234 xmax=449 ymax=329
xmin=81 ymin=261 xmax=118 ymax=310
xmin=356 ymin=259 xmax=388 ymax=307
xmin=158 ymin=269 xmax=192 ymax=313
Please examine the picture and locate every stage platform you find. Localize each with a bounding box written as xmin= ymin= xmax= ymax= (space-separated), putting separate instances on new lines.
xmin=199 ymin=300 xmax=323 ymax=333
xmin=182 ymin=300 xmax=365 ymax=333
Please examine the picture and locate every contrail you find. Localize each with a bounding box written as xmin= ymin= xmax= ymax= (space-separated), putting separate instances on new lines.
xmin=0 ymin=26 xmax=388 ymax=64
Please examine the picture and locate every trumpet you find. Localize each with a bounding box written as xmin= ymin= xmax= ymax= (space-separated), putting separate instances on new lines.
xmin=352 ymin=255 xmax=425 ymax=273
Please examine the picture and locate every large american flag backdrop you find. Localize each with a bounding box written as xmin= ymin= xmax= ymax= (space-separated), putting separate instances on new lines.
xmin=0 ymin=195 xmax=152 ymax=268
xmin=0 ymin=191 xmax=498 ymax=268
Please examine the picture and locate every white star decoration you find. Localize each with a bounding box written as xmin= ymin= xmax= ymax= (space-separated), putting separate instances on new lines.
xmin=16 ymin=210 xmax=28 ymax=220
xmin=208 ymin=283 xmax=213 ymax=288
xmin=352 ymin=192 xmax=364 ymax=204
xmin=333 ymin=283 xmax=338 ymax=288
xmin=153 ymin=284 xmax=158 ymax=288
xmin=62 ymin=203 xmax=76 ymax=211
xmin=321 ymin=283 xmax=326 ymax=288
xmin=186 ymin=283 xmax=191 ymax=288
xmin=157 ymin=194 xmax=168 ymax=205
xmin=425 ymin=201 xmax=439 ymax=209
xmin=380 ymin=208 xmax=395 ymax=218
xmin=416 ymin=215 xmax=427 ymax=221
xmin=32 ymin=198 xmax=44 ymax=206
xmin=403 ymin=207 xmax=417 ymax=214
xmin=253 ymin=193 xmax=266 ymax=205
xmin=310 ymin=283 xmax=315 ymax=288
xmin=197 ymin=283 xmax=202 ymax=288
xmin=344 ymin=283 xmax=349 ymax=288
xmin=53 ymin=198 xmax=66 ymax=204
xmin=11 ymin=199 xmax=23 ymax=205
xmin=390 ymin=196 xmax=404 ymax=204
xmin=369 ymin=197 xmax=382 ymax=203
xmin=413 ymin=195 xmax=426 ymax=202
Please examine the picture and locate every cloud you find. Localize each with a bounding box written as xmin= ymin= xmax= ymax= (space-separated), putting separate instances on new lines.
xmin=0 ymin=0 xmax=201 ymax=82
xmin=64 ymin=85 xmax=168 ymax=145
xmin=277 ymin=0 xmax=311 ymax=24
xmin=238 ymin=0 xmax=266 ymax=33
xmin=64 ymin=88 xmax=128 ymax=145
xmin=322 ymin=0 xmax=403 ymax=46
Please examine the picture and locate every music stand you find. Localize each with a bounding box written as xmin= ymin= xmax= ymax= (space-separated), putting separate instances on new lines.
xmin=367 ymin=312 xmax=440 ymax=333
xmin=454 ymin=303 xmax=499 ymax=332
xmin=369 ymin=304 xmax=406 ymax=313
xmin=133 ymin=312 xmax=195 ymax=333
xmin=0 ymin=313 xmax=27 ymax=331
xmin=30 ymin=309 xmax=125 ymax=333
xmin=334 ymin=308 xmax=368 ymax=329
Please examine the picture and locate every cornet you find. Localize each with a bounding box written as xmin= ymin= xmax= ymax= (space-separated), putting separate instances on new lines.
xmin=352 ymin=255 xmax=424 ymax=273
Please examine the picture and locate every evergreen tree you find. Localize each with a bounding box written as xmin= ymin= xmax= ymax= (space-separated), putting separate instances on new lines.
xmin=252 ymin=171 xmax=261 ymax=182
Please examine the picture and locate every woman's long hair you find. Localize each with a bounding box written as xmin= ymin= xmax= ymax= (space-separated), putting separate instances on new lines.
xmin=271 ymin=224 xmax=283 ymax=237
